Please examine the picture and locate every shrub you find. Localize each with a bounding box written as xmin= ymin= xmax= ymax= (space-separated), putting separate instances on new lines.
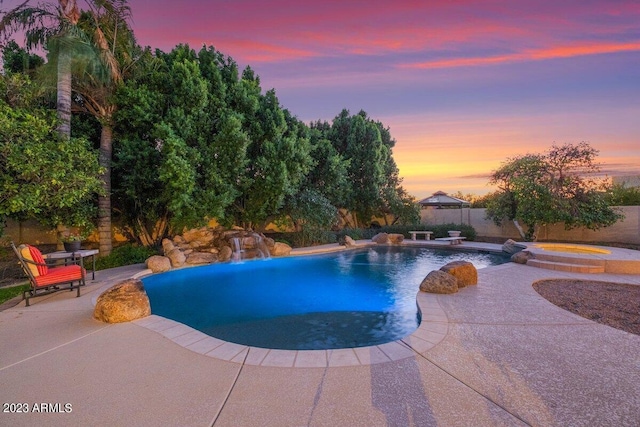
xmin=361 ymin=223 xmax=477 ymax=241
xmin=273 ymin=223 xmax=478 ymax=248
xmin=420 ymin=223 xmax=477 ymax=240
xmin=336 ymin=228 xmax=376 ymax=241
xmin=95 ymin=244 xmax=159 ymax=271
xmin=288 ymin=230 xmax=337 ymax=247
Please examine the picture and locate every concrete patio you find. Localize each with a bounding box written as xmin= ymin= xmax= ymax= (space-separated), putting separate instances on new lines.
xmin=1 ymin=243 xmax=639 ymax=426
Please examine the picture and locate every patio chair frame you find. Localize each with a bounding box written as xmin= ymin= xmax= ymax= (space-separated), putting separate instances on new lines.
xmin=10 ymin=242 xmax=85 ymax=307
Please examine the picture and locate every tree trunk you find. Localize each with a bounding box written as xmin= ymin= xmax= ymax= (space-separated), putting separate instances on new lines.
xmin=512 ymin=219 xmax=527 ymax=241
xmin=98 ymin=124 xmax=113 ymax=255
xmin=56 ymin=49 xmax=72 ymax=140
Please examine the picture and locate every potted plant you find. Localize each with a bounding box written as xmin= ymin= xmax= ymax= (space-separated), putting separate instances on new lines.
xmin=61 ymin=233 xmax=83 ymax=252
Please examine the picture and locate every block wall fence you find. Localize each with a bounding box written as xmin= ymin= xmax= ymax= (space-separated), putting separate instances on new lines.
xmin=420 ymin=206 xmax=640 ymax=245
xmin=3 ymin=206 xmax=639 ymax=246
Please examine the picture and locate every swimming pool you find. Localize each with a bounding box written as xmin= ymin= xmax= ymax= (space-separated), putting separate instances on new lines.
xmin=142 ymin=246 xmax=508 ymax=350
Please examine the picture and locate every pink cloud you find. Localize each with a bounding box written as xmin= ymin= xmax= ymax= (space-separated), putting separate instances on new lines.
xmin=400 ymin=41 xmax=640 ymax=69
xmin=127 ymin=0 xmax=640 ymax=66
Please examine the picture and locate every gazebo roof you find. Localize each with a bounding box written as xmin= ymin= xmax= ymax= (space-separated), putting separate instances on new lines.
xmin=418 ymin=191 xmax=471 ymax=207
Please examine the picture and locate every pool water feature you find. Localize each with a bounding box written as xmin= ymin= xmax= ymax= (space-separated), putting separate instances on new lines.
xmin=142 ymin=246 xmax=508 ymax=350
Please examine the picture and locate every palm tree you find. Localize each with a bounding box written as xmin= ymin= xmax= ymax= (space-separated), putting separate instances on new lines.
xmin=0 ymin=0 xmax=81 ymax=139
xmin=72 ymin=0 xmax=133 ymax=256
xmin=1 ymin=0 xmax=134 ymax=255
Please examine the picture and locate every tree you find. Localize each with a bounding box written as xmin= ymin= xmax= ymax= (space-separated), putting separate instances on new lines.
xmin=71 ymin=0 xmax=133 ymax=255
xmin=0 ymin=74 xmax=102 ymax=235
xmin=1 ymin=39 xmax=44 ymax=73
xmin=379 ymin=185 xmax=420 ymax=225
xmin=485 ymin=142 xmax=623 ymax=241
xmin=1 ymin=0 xmax=82 ymax=139
xmin=605 ymin=183 xmax=640 ymax=206
xmin=230 ymin=72 xmax=313 ymax=229
xmin=306 ymin=121 xmax=350 ymax=207
xmin=2 ymin=0 xmax=134 ymax=254
xmin=283 ymin=188 xmax=339 ymax=246
xmin=112 ymin=44 xmax=252 ymax=244
xmin=328 ymin=109 xmax=410 ymax=227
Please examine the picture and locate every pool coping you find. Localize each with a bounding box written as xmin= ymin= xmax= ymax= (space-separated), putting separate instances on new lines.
xmin=128 ymin=240 xmax=508 ymax=368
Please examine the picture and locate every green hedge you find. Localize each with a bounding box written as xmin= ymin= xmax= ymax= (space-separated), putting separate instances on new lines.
xmin=337 ymin=223 xmax=476 ymax=242
xmin=286 ymin=230 xmax=337 ymax=247
xmin=270 ymin=223 xmax=477 ymax=248
xmin=95 ymin=244 xmax=159 ymax=271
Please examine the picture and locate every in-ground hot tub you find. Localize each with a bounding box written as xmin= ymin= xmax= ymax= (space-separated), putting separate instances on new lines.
xmin=525 ymin=243 xmax=639 ymax=274
xmin=533 ymin=243 xmax=611 ymax=255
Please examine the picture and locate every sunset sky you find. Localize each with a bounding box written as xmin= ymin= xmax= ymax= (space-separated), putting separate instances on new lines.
xmin=5 ymin=0 xmax=640 ymax=198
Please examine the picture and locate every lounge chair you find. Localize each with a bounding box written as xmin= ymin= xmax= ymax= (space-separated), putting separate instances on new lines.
xmin=10 ymin=242 xmax=85 ymax=306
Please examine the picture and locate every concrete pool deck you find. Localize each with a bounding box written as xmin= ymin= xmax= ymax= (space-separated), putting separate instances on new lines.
xmin=1 ymin=242 xmax=639 ymax=426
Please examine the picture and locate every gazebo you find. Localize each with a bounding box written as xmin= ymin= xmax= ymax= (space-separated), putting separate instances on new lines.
xmin=418 ymin=191 xmax=471 ymax=209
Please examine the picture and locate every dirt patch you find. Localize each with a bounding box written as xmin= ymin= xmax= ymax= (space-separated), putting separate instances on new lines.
xmin=533 ymin=279 xmax=640 ymax=335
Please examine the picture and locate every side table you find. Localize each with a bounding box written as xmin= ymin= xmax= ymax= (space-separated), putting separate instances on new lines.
xmin=44 ymin=249 xmax=99 ymax=280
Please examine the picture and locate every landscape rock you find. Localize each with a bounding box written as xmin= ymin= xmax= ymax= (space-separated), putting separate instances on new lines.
xmin=242 ymin=236 xmax=256 ymax=249
xmin=182 ymin=227 xmax=215 ymax=247
xmin=502 ymin=239 xmax=528 ymax=255
xmin=264 ymin=237 xmax=276 ymax=249
xmin=186 ymin=252 xmax=218 ymax=265
xmin=162 ymin=238 xmax=175 ymax=255
xmin=344 ymin=235 xmax=356 ymax=247
xmin=218 ymin=245 xmax=233 ymax=262
xmin=167 ymin=248 xmax=186 ymax=268
xmin=419 ymin=270 xmax=459 ymax=294
xmin=146 ymin=255 xmax=172 ymax=273
xmin=155 ymin=227 xmax=295 ymax=266
xmin=388 ymin=233 xmax=404 ymax=244
xmin=93 ymin=279 xmax=151 ymax=323
xmin=270 ymin=242 xmax=292 ymax=256
xmin=372 ymin=232 xmax=389 ymax=244
xmin=440 ymin=261 xmax=478 ymax=287
xmin=511 ymin=250 xmax=535 ymax=264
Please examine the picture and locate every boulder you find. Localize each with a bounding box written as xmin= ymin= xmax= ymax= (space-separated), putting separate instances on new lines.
xmin=344 ymin=235 xmax=356 ymax=247
xmin=161 ymin=238 xmax=175 ymax=255
xmin=388 ymin=233 xmax=404 ymax=244
xmin=264 ymin=237 xmax=276 ymax=249
xmin=440 ymin=261 xmax=477 ymax=287
xmin=270 ymin=242 xmax=292 ymax=256
xmin=167 ymin=248 xmax=186 ymax=268
xmin=511 ymin=250 xmax=534 ymax=265
xmin=372 ymin=232 xmax=389 ymax=244
xmin=93 ymin=279 xmax=151 ymax=323
xmin=186 ymin=252 xmax=218 ymax=265
xmin=419 ymin=270 xmax=458 ymax=294
xmin=502 ymin=239 xmax=528 ymax=255
xmin=242 ymin=236 xmax=256 ymax=249
xmin=146 ymin=255 xmax=172 ymax=273
xmin=182 ymin=227 xmax=214 ymax=247
xmin=218 ymin=246 xmax=233 ymax=262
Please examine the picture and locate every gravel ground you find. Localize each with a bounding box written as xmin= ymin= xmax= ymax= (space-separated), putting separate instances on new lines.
xmin=533 ymin=279 xmax=640 ymax=336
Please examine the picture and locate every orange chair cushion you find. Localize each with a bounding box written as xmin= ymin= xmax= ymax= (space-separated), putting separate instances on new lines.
xmin=19 ymin=245 xmax=48 ymax=277
xmin=33 ymin=265 xmax=85 ymax=287
xmin=28 ymin=245 xmax=49 ymax=276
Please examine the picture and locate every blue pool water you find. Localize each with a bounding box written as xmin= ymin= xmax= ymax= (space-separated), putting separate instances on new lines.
xmin=142 ymin=246 xmax=508 ymax=350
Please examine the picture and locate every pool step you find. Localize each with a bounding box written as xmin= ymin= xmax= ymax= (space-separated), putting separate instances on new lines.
xmin=526 ymin=259 xmax=605 ymax=274
xmin=532 ymin=252 xmax=606 ymax=267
